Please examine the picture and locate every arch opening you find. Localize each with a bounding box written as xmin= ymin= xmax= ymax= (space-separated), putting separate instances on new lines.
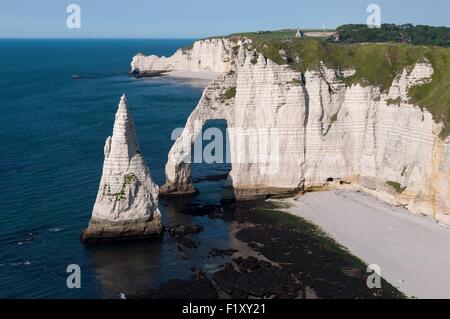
xmin=190 ymin=119 xmax=232 ymax=201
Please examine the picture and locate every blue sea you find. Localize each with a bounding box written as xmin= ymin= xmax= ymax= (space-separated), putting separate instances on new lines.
xmin=0 ymin=39 xmax=238 ymax=298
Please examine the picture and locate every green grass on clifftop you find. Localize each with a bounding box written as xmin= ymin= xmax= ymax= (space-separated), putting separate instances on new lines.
xmin=226 ymin=30 xmax=450 ymax=138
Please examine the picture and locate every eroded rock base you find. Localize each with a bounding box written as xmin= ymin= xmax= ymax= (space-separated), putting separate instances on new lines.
xmin=81 ymin=217 xmax=163 ymax=244
xmin=160 ymin=182 xmax=198 ymax=196
xmin=222 ymin=186 xmax=302 ymax=201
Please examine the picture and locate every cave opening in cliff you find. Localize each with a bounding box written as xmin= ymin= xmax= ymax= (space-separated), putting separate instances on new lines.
xmin=190 ymin=119 xmax=232 ymax=197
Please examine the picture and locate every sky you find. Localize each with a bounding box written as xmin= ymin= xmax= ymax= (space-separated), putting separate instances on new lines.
xmin=0 ymin=0 xmax=448 ymax=38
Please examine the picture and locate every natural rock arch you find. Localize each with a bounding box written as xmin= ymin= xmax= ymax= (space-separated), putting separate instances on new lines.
xmin=160 ymin=53 xmax=307 ymax=200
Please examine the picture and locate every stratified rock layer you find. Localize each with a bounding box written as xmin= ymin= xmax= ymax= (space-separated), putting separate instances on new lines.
xmin=132 ymin=39 xmax=450 ymax=225
xmin=81 ymin=95 xmax=162 ymax=243
xmin=131 ymin=38 xmax=233 ymax=74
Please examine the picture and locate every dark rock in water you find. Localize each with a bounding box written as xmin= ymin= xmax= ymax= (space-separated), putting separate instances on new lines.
xmin=167 ymin=224 xmax=203 ymax=237
xmin=130 ymin=278 xmax=218 ymax=299
xmin=25 ymin=232 xmax=38 ymax=242
xmin=212 ymin=256 xmax=303 ymax=299
xmin=190 ymin=268 xmax=208 ymax=280
xmin=176 ymin=245 xmax=190 ymax=259
xmin=167 ymin=224 xmax=202 ymax=249
xmin=233 ymin=256 xmax=273 ymax=271
xmin=207 ymin=207 xmax=228 ymax=219
xmin=208 ymin=248 xmax=238 ymax=258
xmin=130 ymin=70 xmax=168 ymax=78
xmin=182 ymin=204 xmax=225 ymax=219
xmin=177 ymin=236 xmax=199 ymax=249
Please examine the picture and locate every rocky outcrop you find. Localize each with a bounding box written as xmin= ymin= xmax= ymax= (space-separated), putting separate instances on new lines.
xmin=81 ymin=95 xmax=162 ymax=243
xmin=134 ymin=39 xmax=450 ymax=225
xmin=131 ymin=38 xmax=234 ymax=75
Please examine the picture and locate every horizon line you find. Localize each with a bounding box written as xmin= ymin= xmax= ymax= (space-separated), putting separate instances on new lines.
xmin=0 ymin=37 xmax=199 ymax=40
xmin=1 ymin=23 xmax=448 ymax=40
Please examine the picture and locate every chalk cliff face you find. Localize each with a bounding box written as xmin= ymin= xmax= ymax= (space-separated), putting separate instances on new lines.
xmin=131 ymin=38 xmax=233 ymax=74
xmin=132 ymin=39 xmax=450 ymax=225
xmin=81 ymin=95 xmax=162 ymax=243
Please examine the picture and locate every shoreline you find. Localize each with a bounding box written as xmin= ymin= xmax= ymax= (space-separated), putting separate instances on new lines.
xmin=131 ymin=199 xmax=403 ymax=299
xmin=167 ymin=70 xmax=219 ymax=80
xmin=130 ymin=70 xmax=219 ymax=80
xmin=277 ymin=190 xmax=450 ymax=298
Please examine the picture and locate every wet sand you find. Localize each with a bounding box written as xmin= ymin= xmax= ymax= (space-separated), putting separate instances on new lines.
xmin=279 ymin=190 xmax=450 ymax=299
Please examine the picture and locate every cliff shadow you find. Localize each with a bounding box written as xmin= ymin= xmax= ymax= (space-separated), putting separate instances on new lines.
xmin=84 ymin=240 xmax=162 ymax=298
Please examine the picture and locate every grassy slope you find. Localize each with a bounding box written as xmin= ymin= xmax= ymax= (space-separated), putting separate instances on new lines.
xmin=224 ymin=30 xmax=450 ymax=138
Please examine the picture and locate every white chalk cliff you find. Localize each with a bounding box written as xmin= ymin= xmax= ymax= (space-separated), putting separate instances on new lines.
xmin=81 ymin=95 xmax=162 ymax=242
xmin=132 ymin=39 xmax=450 ymax=225
xmin=131 ymin=38 xmax=233 ymax=74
